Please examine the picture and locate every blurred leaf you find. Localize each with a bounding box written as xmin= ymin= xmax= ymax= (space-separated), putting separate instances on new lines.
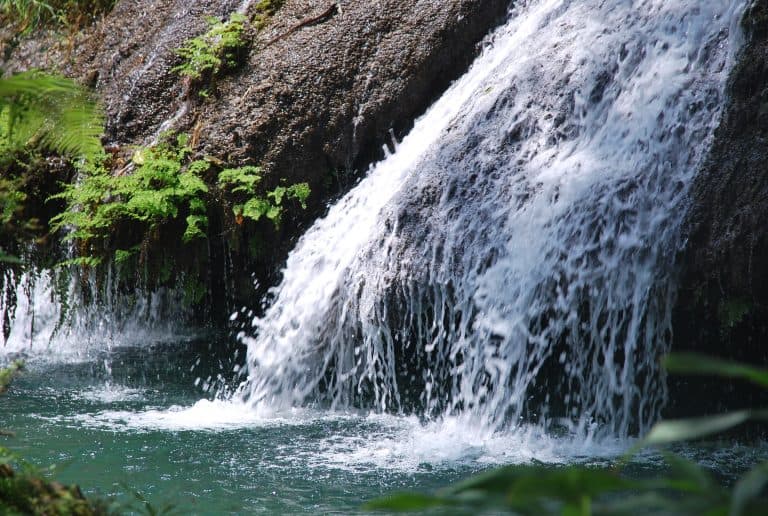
xmin=364 ymin=492 xmax=451 ymax=511
xmin=664 ymin=353 xmax=768 ymax=389
xmin=0 ymin=250 xmax=21 ymax=263
xmin=644 ymin=412 xmax=753 ymax=445
xmin=645 ymin=408 xmax=768 ymax=447
xmin=0 ymin=71 xmax=104 ymax=160
xmin=731 ymin=461 xmax=768 ymax=516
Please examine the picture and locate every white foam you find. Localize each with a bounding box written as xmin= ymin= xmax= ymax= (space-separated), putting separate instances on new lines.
xmin=60 ymin=399 xmax=630 ymax=473
xmin=76 ymin=384 xmax=148 ymax=403
xmin=239 ymin=0 xmax=747 ymax=439
xmin=64 ymin=399 xmax=325 ymax=432
xmin=1 ymin=269 xmax=194 ymax=363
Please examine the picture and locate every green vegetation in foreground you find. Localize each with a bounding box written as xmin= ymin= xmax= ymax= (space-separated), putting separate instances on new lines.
xmin=0 ymin=71 xmax=103 ymax=160
xmin=50 ymin=133 xmax=310 ymax=268
xmin=0 ymin=71 xmax=103 ymax=264
xmin=367 ymin=353 xmax=768 ymax=515
xmin=0 ymin=0 xmax=116 ymax=33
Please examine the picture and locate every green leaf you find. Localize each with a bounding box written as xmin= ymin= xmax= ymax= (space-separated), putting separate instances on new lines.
xmin=266 ymin=204 xmax=282 ymax=222
xmin=56 ymin=256 xmax=103 ymax=268
xmin=664 ymin=353 xmax=768 ymax=389
xmin=643 ymin=410 xmax=768 ymax=445
xmin=268 ymin=186 xmax=286 ymax=205
xmin=0 ymin=249 xmax=21 ymax=263
xmin=241 ymin=198 xmax=270 ymax=222
xmin=179 ymin=171 xmax=209 ymax=195
xmin=364 ymin=492 xmax=449 ymax=511
xmin=731 ymin=461 xmax=768 ymax=516
xmin=0 ymin=360 xmax=24 ymax=394
xmin=183 ymin=214 xmax=208 ymax=242
xmin=286 ymin=182 xmax=310 ymax=208
xmin=114 ymin=248 xmax=137 ymax=264
xmin=0 ymin=71 xmax=104 ymax=160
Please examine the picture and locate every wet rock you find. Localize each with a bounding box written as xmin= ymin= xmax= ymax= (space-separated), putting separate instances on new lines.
xmin=2 ymin=0 xmax=508 ymax=186
xmin=0 ymin=0 xmax=508 ymax=319
xmin=670 ymin=3 xmax=768 ymax=417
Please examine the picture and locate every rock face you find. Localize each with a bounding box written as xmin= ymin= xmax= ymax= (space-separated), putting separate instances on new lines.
xmin=4 ymin=0 xmax=509 ymax=185
xmin=1 ymin=0 xmax=509 ymax=318
xmin=669 ymin=4 xmax=768 ymax=417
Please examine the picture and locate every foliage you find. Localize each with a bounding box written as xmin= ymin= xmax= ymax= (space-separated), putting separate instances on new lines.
xmin=0 ymin=360 xmax=23 ymax=394
xmin=0 ymin=0 xmax=116 ymax=33
xmin=49 ymin=135 xmax=209 ymax=265
xmin=0 ymin=71 xmax=104 ymax=160
xmin=218 ymin=165 xmax=309 ymax=225
xmin=718 ymin=298 xmax=752 ymax=330
xmin=0 ymin=72 xmax=102 ymax=265
xmin=251 ymin=0 xmax=285 ymax=30
xmin=366 ymin=353 xmax=768 ymax=515
xmin=172 ymin=13 xmax=247 ymax=81
xmin=50 ymin=133 xmax=311 ymax=267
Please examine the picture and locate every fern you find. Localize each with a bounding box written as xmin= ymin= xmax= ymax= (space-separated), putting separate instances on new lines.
xmin=218 ymin=165 xmax=309 ymax=224
xmin=173 ymin=13 xmax=247 ymax=81
xmin=50 ymin=137 xmax=212 ymax=263
xmin=0 ymin=71 xmax=104 ymax=160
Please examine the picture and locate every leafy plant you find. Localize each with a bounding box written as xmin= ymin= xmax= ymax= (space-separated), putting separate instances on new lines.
xmin=50 ymin=135 xmax=210 ymax=265
xmin=50 ymin=133 xmax=311 ymax=268
xmin=0 ymin=72 xmax=102 ymax=267
xmin=0 ymin=360 xmax=23 ymax=395
xmin=366 ymin=353 xmax=768 ymax=515
xmin=218 ymin=165 xmax=309 ymax=225
xmin=172 ymin=13 xmax=247 ymax=81
xmin=0 ymin=71 xmax=103 ymax=160
xmin=0 ymin=0 xmax=116 ymax=33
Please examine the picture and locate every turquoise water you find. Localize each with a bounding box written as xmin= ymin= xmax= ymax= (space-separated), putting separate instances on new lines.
xmin=1 ymin=337 xmax=764 ymax=514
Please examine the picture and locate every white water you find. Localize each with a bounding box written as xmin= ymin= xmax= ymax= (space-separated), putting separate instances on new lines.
xmin=0 ymin=269 xmax=192 ymax=360
xmin=238 ymin=0 xmax=747 ymax=439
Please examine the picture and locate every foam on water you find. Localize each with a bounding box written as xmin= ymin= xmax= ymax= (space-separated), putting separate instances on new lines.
xmin=58 ymin=397 xmax=629 ymax=471
xmin=238 ymin=0 xmax=747 ymax=438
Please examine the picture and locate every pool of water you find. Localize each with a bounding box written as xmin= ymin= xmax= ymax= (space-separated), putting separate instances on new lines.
xmin=1 ymin=337 xmax=765 ymax=514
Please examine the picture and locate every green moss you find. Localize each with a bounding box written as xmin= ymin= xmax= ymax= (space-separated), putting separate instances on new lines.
xmin=718 ymin=297 xmax=752 ymax=329
xmin=173 ymin=13 xmax=248 ymax=81
xmin=252 ymin=0 xmax=285 ymax=30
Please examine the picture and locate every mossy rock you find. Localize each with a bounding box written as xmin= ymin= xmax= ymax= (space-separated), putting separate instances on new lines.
xmin=0 ymin=464 xmax=107 ymax=516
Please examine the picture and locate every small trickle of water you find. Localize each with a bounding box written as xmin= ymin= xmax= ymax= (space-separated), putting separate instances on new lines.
xmin=238 ymin=0 xmax=747 ymax=438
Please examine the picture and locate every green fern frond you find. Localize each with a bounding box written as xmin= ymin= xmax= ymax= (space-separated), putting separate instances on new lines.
xmin=0 ymin=71 xmax=104 ymax=159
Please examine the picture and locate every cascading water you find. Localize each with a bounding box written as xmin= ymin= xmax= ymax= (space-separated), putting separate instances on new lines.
xmin=0 ymin=267 xmax=193 ymax=358
xmin=238 ymin=0 xmax=747 ymax=438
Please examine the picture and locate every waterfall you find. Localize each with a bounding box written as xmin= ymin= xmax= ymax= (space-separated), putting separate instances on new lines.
xmin=1 ymin=267 xmax=193 ymax=359
xmin=238 ymin=0 xmax=746 ymax=437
